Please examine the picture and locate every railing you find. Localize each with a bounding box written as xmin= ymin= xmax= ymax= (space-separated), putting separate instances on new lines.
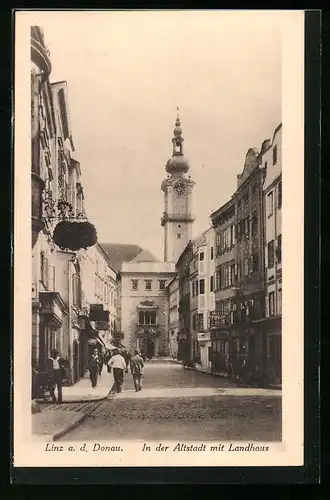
xmin=161 ymin=212 xmax=195 ymax=225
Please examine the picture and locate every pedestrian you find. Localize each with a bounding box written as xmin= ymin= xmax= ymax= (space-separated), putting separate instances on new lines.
xmin=98 ymin=350 xmax=104 ymax=376
xmin=46 ymin=349 xmax=65 ymax=404
xmin=130 ymin=350 xmax=144 ymax=392
xmin=108 ymin=348 xmax=127 ymax=393
xmin=122 ymin=349 xmax=131 ymax=370
xmin=87 ymin=348 xmax=100 ymax=389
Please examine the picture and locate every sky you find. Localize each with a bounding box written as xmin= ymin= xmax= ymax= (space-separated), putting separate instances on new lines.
xmin=32 ymin=10 xmax=281 ymax=260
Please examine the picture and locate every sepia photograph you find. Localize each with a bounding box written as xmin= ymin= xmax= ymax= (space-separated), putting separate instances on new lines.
xmin=14 ymin=9 xmax=305 ymax=468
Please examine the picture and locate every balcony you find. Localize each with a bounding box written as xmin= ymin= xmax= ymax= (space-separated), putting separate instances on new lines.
xmin=39 ymin=292 xmax=68 ymax=328
xmin=135 ymin=324 xmax=160 ymax=338
xmin=161 ymin=212 xmax=195 ymax=226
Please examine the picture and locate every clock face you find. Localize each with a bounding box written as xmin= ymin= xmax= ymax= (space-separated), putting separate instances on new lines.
xmin=174 ymin=182 xmax=186 ymax=196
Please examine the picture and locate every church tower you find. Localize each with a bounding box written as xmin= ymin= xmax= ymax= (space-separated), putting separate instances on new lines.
xmin=161 ymin=109 xmax=195 ymax=263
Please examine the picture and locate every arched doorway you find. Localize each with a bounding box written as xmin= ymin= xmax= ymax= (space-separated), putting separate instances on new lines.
xmin=141 ymin=337 xmax=155 ymax=359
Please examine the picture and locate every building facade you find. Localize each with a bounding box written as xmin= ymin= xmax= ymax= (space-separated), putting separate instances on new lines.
xmin=119 ymin=260 xmax=176 ymax=357
xmin=31 ymin=28 xmax=80 ymax=381
xmin=210 ymin=141 xmax=270 ymax=378
xmin=176 ymin=242 xmax=194 ymax=362
xmin=167 ymin=276 xmax=180 ymax=358
xmin=76 ymin=243 xmax=117 ymax=377
xmin=259 ymin=124 xmax=282 ymax=385
xmin=161 ymin=112 xmax=195 ymax=263
xmin=210 ymin=197 xmax=237 ymax=374
xmin=194 ymin=228 xmax=215 ymax=371
xmin=31 ymin=27 xmax=99 ymax=389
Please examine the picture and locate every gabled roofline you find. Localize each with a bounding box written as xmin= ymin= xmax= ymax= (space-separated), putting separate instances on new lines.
xmin=96 ymin=243 xmax=118 ymax=276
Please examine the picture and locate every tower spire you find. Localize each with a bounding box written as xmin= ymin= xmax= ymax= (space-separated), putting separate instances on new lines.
xmin=165 ymin=108 xmax=189 ymax=175
xmin=172 ymin=107 xmax=183 ymax=156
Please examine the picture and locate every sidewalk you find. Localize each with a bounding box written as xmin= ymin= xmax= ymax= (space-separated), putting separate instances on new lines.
xmin=171 ymin=359 xmax=282 ymax=390
xmin=32 ymin=368 xmax=114 ymax=441
xmin=37 ymin=367 xmax=113 ymax=404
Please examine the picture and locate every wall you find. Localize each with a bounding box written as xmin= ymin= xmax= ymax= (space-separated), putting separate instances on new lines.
xmin=262 ymin=126 xmax=282 ymax=318
xmin=120 ymin=266 xmax=175 ymax=354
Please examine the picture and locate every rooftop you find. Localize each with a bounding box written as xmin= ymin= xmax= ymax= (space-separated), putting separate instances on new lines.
xmin=99 ymin=243 xmax=158 ymax=273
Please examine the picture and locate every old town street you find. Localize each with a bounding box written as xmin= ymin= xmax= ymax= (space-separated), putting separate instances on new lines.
xmin=52 ymin=359 xmax=281 ymax=442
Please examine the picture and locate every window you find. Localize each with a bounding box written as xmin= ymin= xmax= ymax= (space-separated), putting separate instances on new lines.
xmin=268 ymin=240 xmax=275 ymax=269
xmin=277 ymin=181 xmax=282 ymax=209
xmin=231 ymin=224 xmax=236 ymax=246
xmin=223 ymin=228 xmax=229 ymax=249
xmin=215 ymin=270 xmax=221 ymax=291
xmin=273 ymin=145 xmax=278 ymax=165
xmin=252 ymin=252 xmax=259 ymax=273
xmin=131 ymin=279 xmax=139 ymax=290
xmin=199 ymin=279 xmax=205 ymax=295
xmin=244 ymin=258 xmax=249 ymax=276
xmin=210 ymin=275 xmax=214 ymax=292
xmin=210 ymin=246 xmax=214 ymax=260
xmin=195 ymin=280 xmax=199 ymax=296
xmin=159 ymin=280 xmax=166 ymax=290
xmin=230 ymin=263 xmax=236 ymax=285
xmin=177 ymin=234 xmax=182 ymax=239
xmin=199 ymin=252 xmax=204 ymax=261
xmin=40 ymin=252 xmax=49 ymax=288
xmin=145 ymin=280 xmax=152 ymax=291
xmin=267 ymin=191 xmax=274 ymax=217
xmin=72 ymin=273 xmax=81 ymax=307
xmin=251 ymin=213 xmax=258 ymax=236
xmin=269 ymin=291 xmax=275 ymax=316
xmin=197 ymin=313 xmax=204 ymax=330
xmin=138 ymin=310 xmax=157 ymax=325
xmin=244 ymin=218 xmax=249 ymax=236
xmin=48 ymin=266 xmax=55 ymax=292
xmin=276 ymin=235 xmax=282 ymax=263
xmin=224 ymin=266 xmax=229 ymax=287
xmin=192 ymin=281 xmax=195 ymax=297
xmin=216 ymin=233 xmax=221 ymax=255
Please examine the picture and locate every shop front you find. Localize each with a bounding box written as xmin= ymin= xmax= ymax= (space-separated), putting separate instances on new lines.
xmin=254 ymin=316 xmax=282 ymax=386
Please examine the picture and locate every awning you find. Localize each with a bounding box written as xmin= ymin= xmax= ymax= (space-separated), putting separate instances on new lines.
xmin=104 ymin=342 xmax=117 ymax=350
xmin=97 ymin=333 xmax=106 ymax=347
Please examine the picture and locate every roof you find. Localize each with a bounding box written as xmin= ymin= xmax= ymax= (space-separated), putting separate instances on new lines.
xmin=99 ymin=243 xmax=144 ymax=272
xmin=130 ymin=248 xmax=159 ymax=263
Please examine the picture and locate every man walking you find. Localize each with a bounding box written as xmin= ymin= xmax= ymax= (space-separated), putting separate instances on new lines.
xmin=130 ymin=350 xmax=144 ymax=392
xmin=108 ymin=349 xmax=127 ymax=393
xmin=87 ymin=348 xmax=100 ymax=389
xmin=46 ymin=349 xmax=65 ymax=404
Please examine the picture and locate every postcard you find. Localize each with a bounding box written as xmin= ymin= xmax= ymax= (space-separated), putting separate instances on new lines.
xmin=14 ymin=9 xmax=304 ymax=469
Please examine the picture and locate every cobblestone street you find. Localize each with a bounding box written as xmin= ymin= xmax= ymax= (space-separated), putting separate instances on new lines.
xmin=59 ymin=360 xmax=282 ymax=442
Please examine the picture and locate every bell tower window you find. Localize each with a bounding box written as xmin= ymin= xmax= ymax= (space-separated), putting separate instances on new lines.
xmin=175 ymin=141 xmax=181 ymax=154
